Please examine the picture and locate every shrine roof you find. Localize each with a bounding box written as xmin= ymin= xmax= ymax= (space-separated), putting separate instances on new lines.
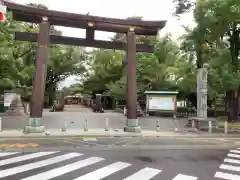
xmin=3 ymin=0 xmax=166 ymax=35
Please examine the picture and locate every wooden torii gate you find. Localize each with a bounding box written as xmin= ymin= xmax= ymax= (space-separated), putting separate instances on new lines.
xmin=3 ymin=0 xmax=166 ymax=133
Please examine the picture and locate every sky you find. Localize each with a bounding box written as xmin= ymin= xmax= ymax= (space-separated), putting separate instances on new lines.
xmin=12 ymin=0 xmax=194 ymax=88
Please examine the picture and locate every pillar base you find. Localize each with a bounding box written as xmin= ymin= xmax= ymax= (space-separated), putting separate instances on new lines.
xmin=24 ymin=117 xmax=45 ymax=133
xmin=124 ymin=118 xmax=141 ymax=133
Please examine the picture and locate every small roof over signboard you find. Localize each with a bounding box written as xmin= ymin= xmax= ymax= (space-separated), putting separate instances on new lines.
xmin=144 ymin=91 xmax=178 ymax=95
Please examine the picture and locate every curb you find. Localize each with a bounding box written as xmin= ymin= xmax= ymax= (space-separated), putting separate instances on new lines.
xmin=0 ymin=144 xmax=238 ymax=152
xmin=0 ymin=134 xmax=240 ymax=140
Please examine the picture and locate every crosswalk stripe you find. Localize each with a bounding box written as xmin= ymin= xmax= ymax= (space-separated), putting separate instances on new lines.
xmin=21 ymin=157 xmax=104 ymax=180
xmin=172 ymin=174 xmax=198 ymax=180
xmin=230 ymin=150 xmax=240 ymax=154
xmin=224 ymin=158 xmax=240 ymax=164
xmin=0 ymin=152 xmax=20 ymax=157
xmin=215 ymin=171 xmax=240 ymax=180
xmin=73 ymin=162 xmax=131 ymax=180
xmin=227 ymin=153 xmax=240 ymax=158
xmin=122 ymin=167 xmax=161 ymax=180
xmin=0 ymin=152 xmax=81 ymax=178
xmin=220 ymin=164 xmax=240 ymax=172
xmin=0 ymin=152 xmax=57 ymax=166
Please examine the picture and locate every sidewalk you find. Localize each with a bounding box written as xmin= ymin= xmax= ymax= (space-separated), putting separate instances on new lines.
xmin=0 ymin=129 xmax=239 ymax=138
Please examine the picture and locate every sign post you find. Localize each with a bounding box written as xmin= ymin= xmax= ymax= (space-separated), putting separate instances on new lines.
xmin=196 ymin=64 xmax=208 ymax=129
xmin=197 ymin=65 xmax=208 ymax=119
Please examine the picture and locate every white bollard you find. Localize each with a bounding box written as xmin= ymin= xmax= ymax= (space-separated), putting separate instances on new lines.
xmin=123 ymin=107 xmax=127 ymax=116
xmin=26 ymin=104 xmax=29 ymax=115
xmin=156 ymin=120 xmax=160 ymax=132
xmin=173 ymin=114 xmax=176 ymax=119
xmin=208 ymin=121 xmax=212 ymax=133
xmin=192 ymin=120 xmax=195 ymax=128
xmin=224 ymin=121 xmax=228 ymax=134
xmin=84 ymin=117 xmax=88 ymax=131
xmin=216 ymin=120 xmax=219 ymax=129
xmin=0 ymin=117 xmax=2 ymax=132
xmin=105 ymin=117 xmax=109 ymax=131
xmin=61 ymin=120 xmax=67 ymax=132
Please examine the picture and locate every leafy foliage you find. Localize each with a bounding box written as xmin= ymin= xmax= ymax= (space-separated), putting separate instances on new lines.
xmin=0 ymin=3 xmax=85 ymax=106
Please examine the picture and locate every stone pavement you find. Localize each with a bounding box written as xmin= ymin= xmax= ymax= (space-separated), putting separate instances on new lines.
xmin=0 ymin=129 xmax=191 ymax=138
xmin=1 ymin=108 xmax=188 ymax=131
xmin=1 ymin=105 xmax=238 ymax=137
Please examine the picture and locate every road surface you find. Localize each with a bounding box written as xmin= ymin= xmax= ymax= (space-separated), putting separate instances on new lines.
xmin=0 ymin=136 xmax=239 ymax=179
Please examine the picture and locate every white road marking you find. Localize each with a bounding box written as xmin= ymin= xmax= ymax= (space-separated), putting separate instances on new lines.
xmin=82 ymin=138 xmax=97 ymax=141
xmin=224 ymin=158 xmax=240 ymax=165
xmin=0 ymin=152 xmax=57 ymax=166
xmin=172 ymin=174 xmax=198 ymax=180
xmin=0 ymin=153 xmax=81 ymax=178
xmin=123 ymin=167 xmax=161 ymax=180
xmin=0 ymin=152 xmax=19 ymax=157
xmin=230 ymin=150 xmax=240 ymax=154
xmin=217 ymin=138 xmax=229 ymax=142
xmin=21 ymin=157 xmax=104 ymax=180
xmin=215 ymin=171 xmax=240 ymax=180
xmin=73 ymin=162 xmax=131 ymax=180
xmin=220 ymin=164 xmax=240 ymax=172
xmin=227 ymin=153 xmax=240 ymax=158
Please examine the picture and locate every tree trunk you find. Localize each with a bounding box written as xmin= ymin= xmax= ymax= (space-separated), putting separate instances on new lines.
xmin=233 ymin=86 xmax=240 ymax=122
xmin=227 ymin=91 xmax=233 ymax=121
xmin=48 ymin=88 xmax=56 ymax=106
xmin=45 ymin=83 xmax=57 ymax=107
xmin=48 ymin=85 xmax=56 ymax=107
xmin=227 ymin=86 xmax=240 ymax=122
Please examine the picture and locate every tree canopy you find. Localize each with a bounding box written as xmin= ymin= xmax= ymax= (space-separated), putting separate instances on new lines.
xmin=0 ymin=3 xmax=86 ymax=106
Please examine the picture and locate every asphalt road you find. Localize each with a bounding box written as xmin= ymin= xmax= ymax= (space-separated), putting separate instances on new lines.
xmin=0 ymin=136 xmax=239 ymax=179
xmin=0 ymin=146 xmax=233 ymax=180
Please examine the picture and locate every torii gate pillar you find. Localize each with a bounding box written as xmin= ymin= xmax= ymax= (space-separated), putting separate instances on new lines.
xmin=24 ymin=17 xmax=50 ymax=133
xmin=124 ymin=29 xmax=141 ymax=132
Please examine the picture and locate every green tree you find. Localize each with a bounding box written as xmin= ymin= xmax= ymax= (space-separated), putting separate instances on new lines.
xmin=0 ymin=3 xmax=86 ymax=108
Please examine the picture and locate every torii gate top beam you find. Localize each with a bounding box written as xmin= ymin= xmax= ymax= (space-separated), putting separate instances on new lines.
xmin=3 ymin=1 xmax=166 ymax=35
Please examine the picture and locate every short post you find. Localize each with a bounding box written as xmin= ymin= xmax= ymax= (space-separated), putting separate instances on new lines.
xmin=84 ymin=117 xmax=88 ymax=131
xmin=224 ymin=121 xmax=228 ymax=134
xmin=105 ymin=117 xmax=109 ymax=131
xmin=208 ymin=121 xmax=212 ymax=133
xmin=192 ymin=119 xmax=195 ymax=128
xmin=0 ymin=117 xmax=2 ymax=132
xmin=61 ymin=120 xmax=67 ymax=132
xmin=26 ymin=103 xmax=29 ymax=115
xmin=156 ymin=120 xmax=160 ymax=132
xmin=173 ymin=114 xmax=178 ymax=132
xmin=216 ymin=120 xmax=219 ymax=129
xmin=123 ymin=107 xmax=127 ymax=116
xmin=173 ymin=114 xmax=176 ymax=119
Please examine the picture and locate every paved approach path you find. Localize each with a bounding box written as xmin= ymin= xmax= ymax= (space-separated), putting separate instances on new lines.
xmin=1 ymin=105 xmax=188 ymax=131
